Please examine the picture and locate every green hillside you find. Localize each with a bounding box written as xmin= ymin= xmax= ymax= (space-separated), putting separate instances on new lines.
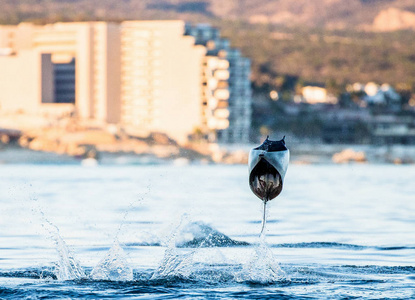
xmin=218 ymin=22 xmax=415 ymax=91
xmin=2 ymin=0 xmax=415 ymax=91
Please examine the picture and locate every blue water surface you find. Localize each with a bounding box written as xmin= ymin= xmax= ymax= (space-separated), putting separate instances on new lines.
xmin=0 ymin=164 xmax=414 ymax=299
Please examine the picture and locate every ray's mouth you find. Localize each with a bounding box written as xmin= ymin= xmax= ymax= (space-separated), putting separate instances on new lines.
xmin=249 ymin=157 xmax=282 ymax=201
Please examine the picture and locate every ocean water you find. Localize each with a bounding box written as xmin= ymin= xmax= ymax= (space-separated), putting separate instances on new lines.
xmin=0 ymin=164 xmax=414 ymax=299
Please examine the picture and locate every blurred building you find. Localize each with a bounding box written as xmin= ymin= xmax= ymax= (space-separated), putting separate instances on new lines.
xmin=201 ymin=56 xmax=231 ymax=141
xmin=0 ymin=22 xmax=121 ymax=123
xmin=119 ymin=21 xmax=208 ymax=143
xmin=301 ymin=86 xmax=338 ymax=104
xmin=370 ymin=115 xmax=415 ymax=145
xmin=0 ymin=51 xmax=54 ymax=112
xmin=363 ymin=83 xmax=401 ymax=109
xmin=185 ymin=24 xmax=252 ymax=143
xmin=0 ymin=21 xmax=252 ymax=144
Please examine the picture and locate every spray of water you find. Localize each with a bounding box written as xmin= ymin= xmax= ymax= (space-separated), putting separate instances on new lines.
xmin=237 ymin=201 xmax=286 ymax=283
xmin=39 ymin=215 xmax=86 ymax=281
xmin=113 ymin=185 xmax=151 ymax=242
xmin=31 ymin=190 xmax=139 ymax=282
xmin=151 ymin=214 xmax=196 ymax=279
xmin=29 ymin=184 xmax=284 ymax=284
xmin=90 ymin=241 xmax=134 ymax=281
xmin=90 ymin=187 xmax=151 ymax=281
xmin=151 ymin=215 xmax=238 ymax=282
xmin=238 ymin=241 xmax=285 ymax=283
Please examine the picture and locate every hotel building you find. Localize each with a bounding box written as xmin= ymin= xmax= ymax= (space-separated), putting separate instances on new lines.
xmin=0 ymin=21 xmax=251 ymax=144
xmin=185 ymin=24 xmax=252 ymax=143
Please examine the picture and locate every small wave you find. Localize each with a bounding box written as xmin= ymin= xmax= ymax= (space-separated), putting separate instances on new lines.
xmin=124 ymin=222 xmax=250 ymax=248
xmin=0 ymin=287 xmax=24 ymax=298
xmin=176 ymin=222 xmax=250 ymax=248
xmin=340 ymin=265 xmax=415 ymax=274
xmin=272 ymin=242 xmax=367 ymax=250
xmin=124 ymin=242 xmax=161 ymax=247
xmin=375 ymin=246 xmax=415 ymax=251
xmin=1 ymin=263 xmax=413 ymax=293
xmin=271 ymin=242 xmax=415 ymax=251
xmin=0 ymin=268 xmax=56 ymax=280
xmin=248 ymin=219 xmax=279 ymax=224
xmin=347 ymin=279 xmax=387 ymax=285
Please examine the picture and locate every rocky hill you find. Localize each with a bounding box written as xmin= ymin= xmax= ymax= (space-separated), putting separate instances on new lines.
xmin=2 ymin=0 xmax=415 ymax=94
xmin=2 ymin=0 xmax=415 ymax=31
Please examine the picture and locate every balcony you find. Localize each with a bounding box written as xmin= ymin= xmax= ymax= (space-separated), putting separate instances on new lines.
xmin=207 ymin=97 xmax=218 ymax=109
xmin=216 ymin=119 xmax=229 ymax=130
xmin=207 ymin=78 xmax=218 ymax=89
xmin=214 ymin=89 xmax=229 ymax=100
xmin=214 ymin=70 xmax=229 ymax=80
xmin=207 ymin=118 xmax=229 ymax=130
xmin=217 ymin=59 xmax=229 ymax=69
xmin=214 ymin=109 xmax=230 ymax=119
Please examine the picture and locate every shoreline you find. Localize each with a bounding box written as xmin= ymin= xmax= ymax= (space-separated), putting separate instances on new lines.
xmin=1 ymin=143 xmax=414 ymax=165
xmin=2 ymin=114 xmax=414 ymax=165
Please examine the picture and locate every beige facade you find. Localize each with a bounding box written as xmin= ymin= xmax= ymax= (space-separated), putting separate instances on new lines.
xmin=0 ymin=51 xmax=54 ymax=113
xmin=34 ymin=22 xmax=121 ymax=123
xmin=0 ymin=21 xmax=236 ymax=144
xmin=0 ymin=22 xmax=120 ymax=123
xmin=0 ymin=23 xmax=37 ymax=50
xmin=120 ymin=20 xmax=210 ymax=143
xmin=92 ymin=23 xmax=121 ymax=124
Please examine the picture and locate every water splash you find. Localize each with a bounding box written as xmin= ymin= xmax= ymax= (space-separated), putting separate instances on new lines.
xmin=37 ymin=212 xmax=86 ymax=281
xmin=30 ymin=191 xmax=85 ymax=281
xmin=151 ymin=244 xmax=237 ymax=282
xmin=90 ymin=241 xmax=134 ymax=281
xmin=192 ymin=248 xmax=229 ymax=265
xmin=237 ymin=239 xmax=286 ymax=283
xmin=114 ymin=185 xmax=151 ymax=242
xmin=151 ymin=247 xmax=196 ymax=279
xmin=89 ymin=188 xmax=150 ymax=281
xmin=151 ymin=214 xmax=195 ymax=279
xmin=52 ymin=232 xmax=86 ymax=281
xmin=237 ymin=202 xmax=286 ymax=283
xmin=151 ymin=216 xmax=241 ymax=282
